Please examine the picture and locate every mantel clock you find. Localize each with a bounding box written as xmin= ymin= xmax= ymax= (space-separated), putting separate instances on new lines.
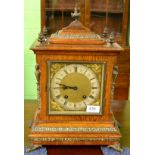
xmin=29 ymin=16 xmax=123 ymax=147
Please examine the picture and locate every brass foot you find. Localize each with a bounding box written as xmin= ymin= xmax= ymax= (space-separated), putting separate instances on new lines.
xmin=25 ymin=144 xmax=42 ymax=153
xmin=108 ymin=143 xmax=123 ymax=152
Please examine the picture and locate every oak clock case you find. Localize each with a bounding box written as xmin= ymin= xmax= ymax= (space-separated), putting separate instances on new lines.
xmin=29 ymin=18 xmax=123 ymax=146
xmin=48 ymin=61 xmax=106 ymax=115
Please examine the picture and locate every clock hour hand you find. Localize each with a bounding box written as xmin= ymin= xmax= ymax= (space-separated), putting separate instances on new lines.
xmin=56 ymin=83 xmax=78 ymax=90
xmin=56 ymin=83 xmax=67 ymax=89
xmin=67 ymin=86 xmax=78 ymax=90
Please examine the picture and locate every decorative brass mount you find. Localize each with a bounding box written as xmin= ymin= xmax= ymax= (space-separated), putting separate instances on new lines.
xmin=111 ymin=65 xmax=118 ymax=99
xmin=35 ymin=64 xmax=41 ymax=109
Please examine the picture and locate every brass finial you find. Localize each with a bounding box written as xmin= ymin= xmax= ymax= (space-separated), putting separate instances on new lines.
xmin=38 ymin=26 xmax=48 ymax=44
xmin=102 ymin=26 xmax=109 ymax=38
xmin=71 ymin=0 xmax=80 ymax=19
xmin=108 ymin=32 xmax=115 ymax=46
xmin=42 ymin=26 xmax=48 ymax=37
xmin=38 ymin=32 xmax=44 ymax=43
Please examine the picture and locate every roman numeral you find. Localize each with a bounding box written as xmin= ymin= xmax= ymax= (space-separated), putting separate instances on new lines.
xmin=53 ymin=87 xmax=60 ymax=89
xmin=55 ymin=95 xmax=61 ymax=99
xmin=64 ymin=70 xmax=68 ymax=74
xmin=74 ymin=103 xmax=76 ymax=108
xmin=92 ymin=87 xmax=98 ymax=89
xmin=64 ymin=101 xmax=67 ymax=105
xmin=84 ymin=69 xmax=88 ymax=74
xmin=83 ymin=102 xmax=86 ymax=106
xmin=89 ymin=95 xmax=95 ymax=99
xmin=74 ymin=66 xmax=77 ymax=72
xmin=90 ymin=77 xmax=95 ymax=81
xmin=56 ymin=77 xmax=62 ymax=81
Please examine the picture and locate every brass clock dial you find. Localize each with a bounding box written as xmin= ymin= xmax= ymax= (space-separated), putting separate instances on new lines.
xmin=48 ymin=62 xmax=105 ymax=115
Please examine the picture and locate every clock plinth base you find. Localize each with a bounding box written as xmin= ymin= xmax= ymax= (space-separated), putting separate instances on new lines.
xmin=29 ymin=109 xmax=121 ymax=146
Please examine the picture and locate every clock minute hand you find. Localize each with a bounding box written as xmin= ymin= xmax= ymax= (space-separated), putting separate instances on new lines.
xmin=56 ymin=83 xmax=78 ymax=90
xmin=67 ymin=86 xmax=78 ymax=90
xmin=56 ymin=83 xmax=68 ymax=90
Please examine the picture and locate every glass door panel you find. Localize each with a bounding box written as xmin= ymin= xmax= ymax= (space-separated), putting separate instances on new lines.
xmin=90 ymin=0 xmax=124 ymax=43
xmin=45 ymin=0 xmax=75 ymax=34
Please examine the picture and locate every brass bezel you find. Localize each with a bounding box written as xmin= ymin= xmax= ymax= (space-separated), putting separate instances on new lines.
xmin=47 ymin=61 xmax=106 ymax=115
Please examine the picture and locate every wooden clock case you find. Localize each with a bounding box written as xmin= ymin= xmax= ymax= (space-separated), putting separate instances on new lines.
xmin=29 ymin=19 xmax=123 ymax=146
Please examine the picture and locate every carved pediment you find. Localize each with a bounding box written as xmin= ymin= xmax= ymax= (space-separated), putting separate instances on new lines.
xmin=50 ymin=19 xmax=105 ymax=45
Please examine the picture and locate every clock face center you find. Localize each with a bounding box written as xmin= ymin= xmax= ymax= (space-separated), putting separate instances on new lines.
xmin=60 ymin=73 xmax=91 ymax=103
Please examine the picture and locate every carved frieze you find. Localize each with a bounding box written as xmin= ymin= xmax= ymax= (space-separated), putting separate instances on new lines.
xmin=33 ymin=137 xmax=120 ymax=142
xmin=32 ymin=126 xmax=118 ymax=133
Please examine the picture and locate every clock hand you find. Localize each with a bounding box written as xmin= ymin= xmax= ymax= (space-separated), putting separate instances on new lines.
xmin=56 ymin=83 xmax=78 ymax=90
xmin=67 ymin=86 xmax=78 ymax=90
xmin=56 ymin=83 xmax=68 ymax=90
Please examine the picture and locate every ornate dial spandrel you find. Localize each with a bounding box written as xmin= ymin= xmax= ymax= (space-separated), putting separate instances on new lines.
xmin=47 ymin=61 xmax=106 ymax=115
